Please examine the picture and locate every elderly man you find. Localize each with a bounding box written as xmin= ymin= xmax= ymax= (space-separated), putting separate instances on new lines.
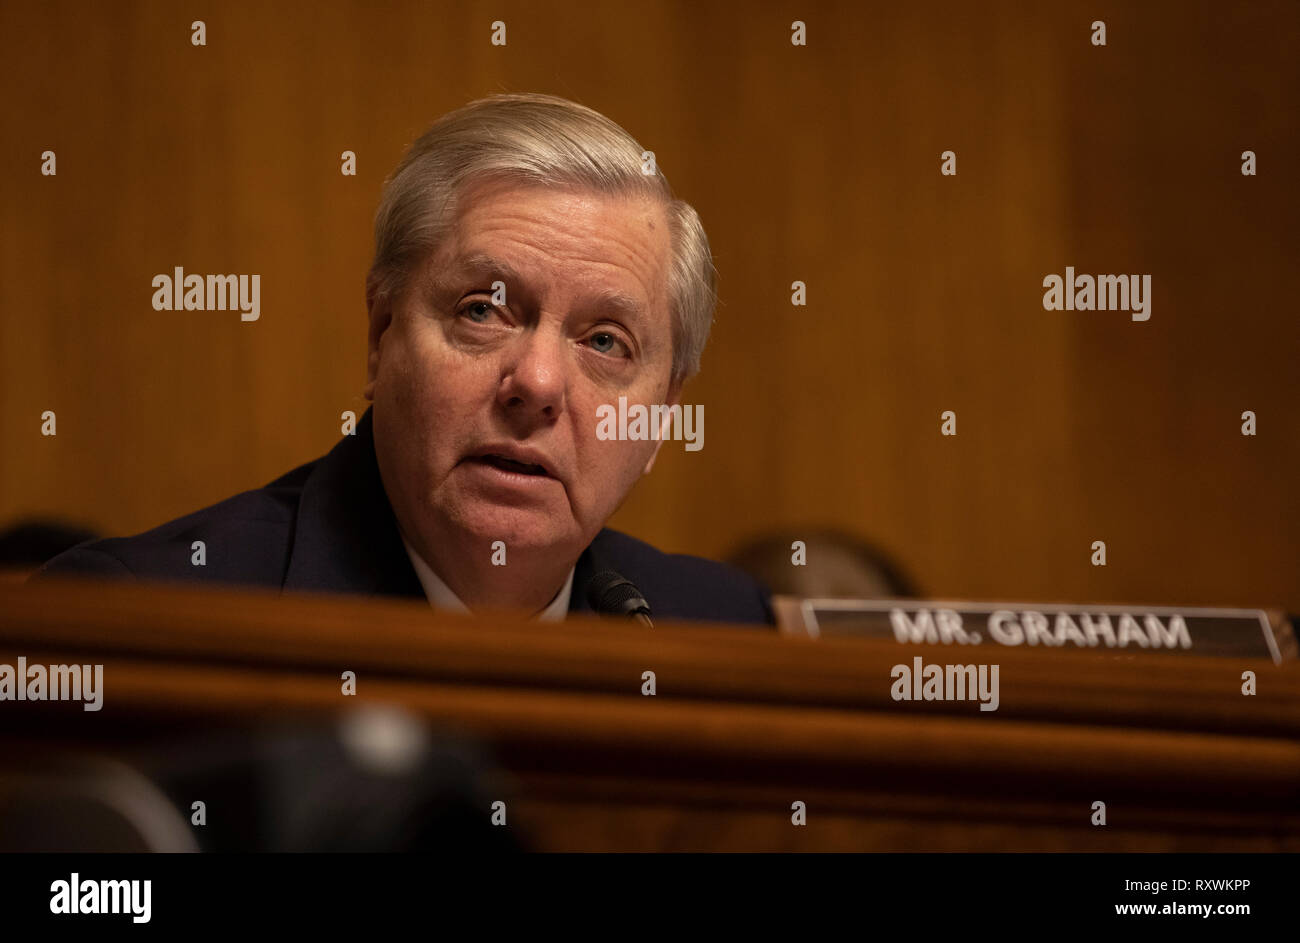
xmin=39 ymin=93 xmax=772 ymax=626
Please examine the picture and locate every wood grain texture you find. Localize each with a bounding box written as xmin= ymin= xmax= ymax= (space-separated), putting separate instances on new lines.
xmin=1 ymin=1 xmax=1296 ymax=616
xmin=2 ymin=578 xmax=1297 ymax=851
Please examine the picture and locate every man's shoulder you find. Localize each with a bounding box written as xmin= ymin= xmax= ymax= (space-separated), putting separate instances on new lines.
xmin=588 ymin=529 xmax=775 ymax=627
xmin=35 ymin=460 xmax=317 ymax=585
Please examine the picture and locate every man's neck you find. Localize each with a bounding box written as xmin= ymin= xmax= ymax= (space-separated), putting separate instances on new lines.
xmin=399 ymin=532 xmax=574 ymax=616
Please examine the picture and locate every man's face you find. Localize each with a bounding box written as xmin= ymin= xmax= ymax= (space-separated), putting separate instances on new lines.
xmin=366 ymin=177 xmax=679 ymax=572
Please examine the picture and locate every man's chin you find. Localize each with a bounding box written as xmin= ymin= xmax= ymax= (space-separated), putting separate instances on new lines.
xmin=445 ymin=501 xmax=582 ymax=556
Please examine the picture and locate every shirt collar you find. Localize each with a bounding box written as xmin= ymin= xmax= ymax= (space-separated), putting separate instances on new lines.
xmin=400 ymin=535 xmax=574 ymax=621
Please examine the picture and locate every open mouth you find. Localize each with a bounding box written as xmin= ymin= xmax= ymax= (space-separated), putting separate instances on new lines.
xmin=472 ymin=454 xmax=551 ymax=477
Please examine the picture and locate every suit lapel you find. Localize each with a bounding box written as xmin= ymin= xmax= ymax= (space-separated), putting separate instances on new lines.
xmin=568 ymin=542 xmax=598 ymax=615
xmin=282 ymin=407 xmax=425 ymax=598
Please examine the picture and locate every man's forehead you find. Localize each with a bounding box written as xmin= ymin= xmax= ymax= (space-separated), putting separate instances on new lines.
xmin=426 ymin=195 xmax=672 ymax=327
xmin=438 ymin=250 xmax=644 ymax=310
xmin=438 ymin=252 xmax=524 ymax=285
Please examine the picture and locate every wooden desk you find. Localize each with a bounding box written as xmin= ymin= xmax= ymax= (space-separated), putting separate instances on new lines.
xmin=1 ymin=579 xmax=1297 ymax=851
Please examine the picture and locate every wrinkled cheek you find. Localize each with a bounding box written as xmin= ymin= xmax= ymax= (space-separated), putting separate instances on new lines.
xmin=581 ymin=442 xmax=655 ymax=523
xmin=377 ymin=376 xmax=442 ymax=501
xmin=373 ymin=340 xmax=420 ymax=416
xmin=384 ymin=342 xmax=453 ymax=436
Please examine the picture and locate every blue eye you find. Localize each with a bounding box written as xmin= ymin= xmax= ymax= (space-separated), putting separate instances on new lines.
xmin=590 ymin=331 xmax=618 ymax=354
xmin=462 ymin=302 xmax=493 ymax=323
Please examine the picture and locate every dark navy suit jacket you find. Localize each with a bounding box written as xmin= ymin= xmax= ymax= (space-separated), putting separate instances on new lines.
xmin=36 ymin=409 xmax=774 ymax=627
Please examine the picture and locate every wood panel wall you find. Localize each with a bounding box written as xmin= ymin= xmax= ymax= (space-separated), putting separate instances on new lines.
xmin=2 ymin=0 xmax=1296 ymax=609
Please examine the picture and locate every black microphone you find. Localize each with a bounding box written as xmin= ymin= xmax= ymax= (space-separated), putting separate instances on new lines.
xmin=586 ymin=570 xmax=654 ymax=628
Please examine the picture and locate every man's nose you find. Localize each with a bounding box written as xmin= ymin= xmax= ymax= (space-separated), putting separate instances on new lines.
xmin=496 ymin=326 xmax=567 ymax=422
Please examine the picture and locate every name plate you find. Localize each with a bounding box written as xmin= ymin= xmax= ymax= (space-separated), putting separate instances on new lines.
xmin=774 ymin=598 xmax=1292 ymax=664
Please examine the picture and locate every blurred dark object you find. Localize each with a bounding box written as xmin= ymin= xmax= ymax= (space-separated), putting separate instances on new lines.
xmin=0 ymin=706 xmax=523 ymax=852
xmin=729 ymin=529 xmax=919 ymax=599
xmin=0 ymin=517 xmax=99 ymax=579
xmin=0 ymin=756 xmax=197 ymax=852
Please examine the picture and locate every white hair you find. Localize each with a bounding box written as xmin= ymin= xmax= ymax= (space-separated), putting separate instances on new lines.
xmin=366 ymin=93 xmax=716 ymax=383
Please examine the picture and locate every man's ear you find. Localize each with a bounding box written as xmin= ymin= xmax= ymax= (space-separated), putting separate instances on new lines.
xmin=641 ymin=379 xmax=683 ymax=475
xmin=363 ymin=275 xmax=393 ymax=402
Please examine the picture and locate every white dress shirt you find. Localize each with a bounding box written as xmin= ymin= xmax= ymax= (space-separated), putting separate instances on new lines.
xmin=400 ymin=535 xmax=574 ymax=621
